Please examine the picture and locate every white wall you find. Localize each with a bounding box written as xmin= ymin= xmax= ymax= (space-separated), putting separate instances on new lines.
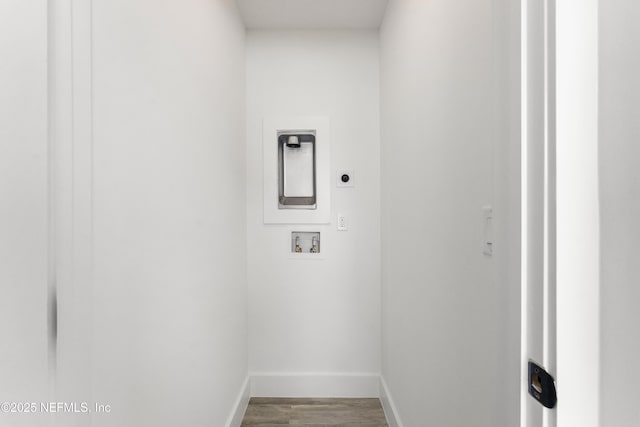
xmin=0 ymin=1 xmax=50 ymax=426
xmin=246 ymin=31 xmax=381 ymax=395
xmin=89 ymin=1 xmax=248 ymax=426
xmin=379 ymin=1 xmax=519 ymax=426
xmin=599 ymin=1 xmax=640 ymax=425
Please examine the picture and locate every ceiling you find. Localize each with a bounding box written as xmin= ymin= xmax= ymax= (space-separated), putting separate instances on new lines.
xmin=236 ymin=0 xmax=389 ymax=30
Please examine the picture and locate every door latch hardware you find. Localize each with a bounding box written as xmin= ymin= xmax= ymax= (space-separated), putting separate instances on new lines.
xmin=528 ymin=360 xmax=557 ymax=409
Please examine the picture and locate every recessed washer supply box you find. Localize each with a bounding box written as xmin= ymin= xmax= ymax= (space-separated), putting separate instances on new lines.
xmin=291 ymin=231 xmax=321 ymax=254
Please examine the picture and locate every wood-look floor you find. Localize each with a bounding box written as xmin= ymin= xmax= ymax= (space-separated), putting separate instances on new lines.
xmin=241 ymin=398 xmax=389 ymax=426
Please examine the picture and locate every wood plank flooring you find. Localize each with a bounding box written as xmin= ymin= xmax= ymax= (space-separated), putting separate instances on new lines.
xmin=241 ymin=398 xmax=389 ymax=426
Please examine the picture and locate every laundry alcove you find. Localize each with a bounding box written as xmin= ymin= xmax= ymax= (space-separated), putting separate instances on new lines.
xmin=2 ymin=1 xmax=521 ymax=426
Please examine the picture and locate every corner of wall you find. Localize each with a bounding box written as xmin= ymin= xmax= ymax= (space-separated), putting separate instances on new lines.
xmin=226 ymin=376 xmax=251 ymax=427
xmin=379 ymin=376 xmax=403 ymax=427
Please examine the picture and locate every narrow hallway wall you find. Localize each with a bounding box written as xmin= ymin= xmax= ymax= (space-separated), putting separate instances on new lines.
xmin=89 ymin=1 xmax=248 ymax=426
xmin=379 ymin=0 xmax=520 ymax=425
xmin=599 ymin=1 xmax=640 ymax=425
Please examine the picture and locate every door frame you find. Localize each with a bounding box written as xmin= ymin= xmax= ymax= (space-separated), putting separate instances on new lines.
xmin=556 ymin=0 xmax=601 ymax=426
xmin=521 ymin=0 xmax=601 ymax=426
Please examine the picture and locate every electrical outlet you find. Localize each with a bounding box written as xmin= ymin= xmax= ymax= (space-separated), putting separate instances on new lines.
xmin=336 ymin=170 xmax=354 ymax=188
xmin=337 ymin=213 xmax=348 ymax=231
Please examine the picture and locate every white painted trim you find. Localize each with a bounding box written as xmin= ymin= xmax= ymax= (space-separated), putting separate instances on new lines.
xmin=379 ymin=377 xmax=403 ymax=427
xmin=49 ymin=0 xmax=94 ymax=410
xmin=556 ymin=0 xmax=600 ymax=426
xmin=521 ymin=1 xmax=558 ymax=426
xmin=250 ymin=373 xmax=379 ymax=398
xmin=520 ymin=0 xmax=530 ymax=424
xmin=226 ymin=376 xmax=251 ymax=427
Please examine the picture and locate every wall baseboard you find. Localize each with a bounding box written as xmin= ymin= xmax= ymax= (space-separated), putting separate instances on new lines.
xmin=380 ymin=376 xmax=403 ymax=427
xmin=250 ymin=373 xmax=380 ymax=398
xmin=226 ymin=376 xmax=251 ymax=427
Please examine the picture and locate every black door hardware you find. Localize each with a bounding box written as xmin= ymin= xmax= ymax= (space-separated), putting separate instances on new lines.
xmin=528 ymin=360 xmax=557 ymax=409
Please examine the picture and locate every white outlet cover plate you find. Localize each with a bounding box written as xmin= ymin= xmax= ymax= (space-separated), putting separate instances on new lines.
xmin=337 ymin=213 xmax=348 ymax=231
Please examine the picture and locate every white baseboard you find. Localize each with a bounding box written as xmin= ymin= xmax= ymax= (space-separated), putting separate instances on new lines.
xmin=380 ymin=376 xmax=403 ymax=427
xmin=226 ymin=376 xmax=251 ymax=427
xmin=250 ymin=373 xmax=380 ymax=398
